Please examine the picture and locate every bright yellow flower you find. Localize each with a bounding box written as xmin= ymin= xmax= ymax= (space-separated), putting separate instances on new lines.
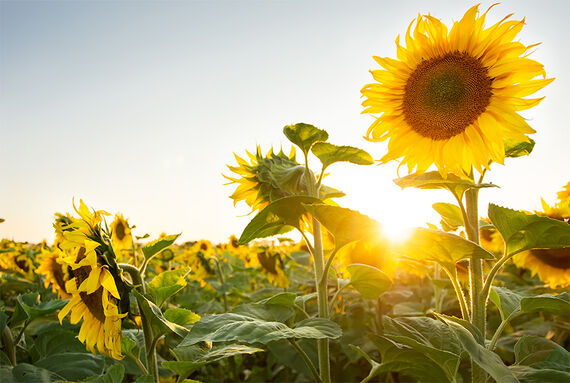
xmin=36 ymin=248 xmax=72 ymax=299
xmin=556 ymin=182 xmax=570 ymax=204
xmin=110 ymin=214 xmax=133 ymax=257
xmin=361 ymin=4 xmax=553 ymax=176
xmin=255 ymin=248 xmax=289 ymax=288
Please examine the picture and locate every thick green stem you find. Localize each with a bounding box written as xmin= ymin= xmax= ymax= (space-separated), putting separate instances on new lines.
xmin=465 ymin=189 xmax=486 ymax=383
xmin=119 ymin=263 xmax=159 ymax=382
xmin=1 ymin=326 xmax=16 ymax=366
xmin=312 ymin=218 xmax=331 ymax=383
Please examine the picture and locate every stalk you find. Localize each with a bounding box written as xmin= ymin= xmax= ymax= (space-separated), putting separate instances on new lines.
xmin=464 ymin=188 xmax=486 ymax=383
xmin=120 ymin=263 xmax=159 ymax=382
xmin=1 ymin=326 xmax=16 ymax=366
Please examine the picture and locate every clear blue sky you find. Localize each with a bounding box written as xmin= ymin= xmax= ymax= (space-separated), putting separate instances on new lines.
xmin=1 ymin=0 xmax=568 ymax=244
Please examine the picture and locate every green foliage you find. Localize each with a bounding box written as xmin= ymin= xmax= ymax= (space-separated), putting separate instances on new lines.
xmin=81 ymin=364 xmax=125 ymax=383
xmin=399 ymin=228 xmax=495 ymax=269
xmin=148 ymin=267 xmax=190 ymax=307
xmin=180 ymin=313 xmax=342 ymax=346
xmin=132 ymin=290 xmax=188 ymax=338
xmin=311 ymin=143 xmax=374 ymax=169
xmin=505 ymin=138 xmax=536 ymax=158
xmin=164 ymin=308 xmax=201 ymax=326
xmin=346 ymin=264 xmax=392 ymax=300
xmin=521 ymin=292 xmax=570 ymax=316
xmin=432 ymin=202 xmax=464 ymax=230
xmin=488 ymin=204 xmax=570 ymax=255
xmin=142 ymin=233 xmax=181 ymax=260
xmin=303 ymin=204 xmax=380 ymax=250
xmin=283 ymin=123 xmax=329 ymax=155
xmin=394 ymin=171 xmax=498 ymax=199
xmin=238 ymin=196 xmax=321 ymax=244
xmin=10 ymin=294 xmax=68 ymax=326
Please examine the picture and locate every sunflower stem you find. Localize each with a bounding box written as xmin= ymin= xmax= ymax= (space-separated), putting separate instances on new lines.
xmin=289 ymin=338 xmax=323 ymax=383
xmin=1 ymin=326 xmax=16 ymax=366
xmin=119 ymin=263 xmax=159 ymax=382
xmin=441 ymin=265 xmax=470 ymax=321
xmin=212 ymin=255 xmax=229 ymax=313
xmin=465 ymin=188 xmax=486 ymax=383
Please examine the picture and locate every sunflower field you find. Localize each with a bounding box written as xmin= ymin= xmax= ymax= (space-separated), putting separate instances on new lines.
xmin=1 ymin=4 xmax=569 ymax=383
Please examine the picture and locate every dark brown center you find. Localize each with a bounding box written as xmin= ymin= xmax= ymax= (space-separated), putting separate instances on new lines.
xmin=403 ymin=51 xmax=492 ymax=140
xmin=257 ymin=251 xmax=279 ymax=275
xmin=115 ymin=221 xmax=126 ymax=240
xmin=529 ymin=247 xmax=570 ymax=269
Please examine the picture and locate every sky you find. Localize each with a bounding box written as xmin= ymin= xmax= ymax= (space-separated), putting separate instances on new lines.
xmin=1 ymin=0 xmax=569 ymax=245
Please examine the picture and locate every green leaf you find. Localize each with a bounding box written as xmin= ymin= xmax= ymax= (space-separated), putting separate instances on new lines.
xmin=10 ymin=294 xmax=68 ymax=326
xmin=370 ymin=335 xmax=452 ymax=382
xmin=132 ymin=290 xmax=188 ymax=338
xmin=10 ymin=363 xmax=62 ymax=382
xmin=488 ymin=204 xmax=570 ymax=256
xmin=520 ymin=293 xmax=570 ymax=317
xmin=433 ymin=203 xmax=464 ymax=230
xmin=514 ymin=336 xmax=570 ymax=372
xmin=257 ymin=292 xmax=297 ymax=306
xmin=311 ymin=142 xmax=373 ymax=169
xmin=432 ymin=312 xmax=485 ymax=345
xmin=303 ymin=204 xmax=380 ymax=250
xmin=438 ymin=318 xmax=518 ymax=383
xmin=394 ymin=172 xmax=498 ymax=199
xmin=398 ymin=228 xmax=495 ymax=268
xmin=80 ymin=364 xmax=124 ymax=383
xmin=164 ymin=308 xmax=201 ymax=326
xmin=162 ymin=361 xmax=206 ymax=381
xmin=490 ymin=287 xmax=524 ymax=320
xmin=510 ymin=365 xmax=570 ymax=383
xmin=35 ymin=353 xmax=104 ymax=381
xmin=179 ymin=313 xmax=341 ymax=347
xmin=148 ymin=267 xmax=190 ymax=307
xmin=382 ymin=317 xmax=462 ymax=381
xmin=283 ymin=123 xmax=328 ymax=155
xmin=134 ymin=376 xmax=155 ymax=383
xmin=0 ymin=311 xmax=7 ymax=333
xmin=505 ymin=138 xmax=535 ymax=158
xmin=142 ymin=233 xmax=181 ymax=260
xmin=238 ymin=196 xmax=321 ymax=245
xmin=347 ymin=264 xmax=392 ymax=300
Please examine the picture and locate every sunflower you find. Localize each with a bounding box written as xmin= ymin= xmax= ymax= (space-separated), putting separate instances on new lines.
xmin=36 ymin=248 xmax=72 ymax=299
xmin=556 ymin=182 xmax=570 ymax=204
xmin=224 ymin=146 xmax=302 ymax=214
xmin=0 ymin=240 xmax=36 ymax=280
xmin=512 ymin=189 xmax=570 ymax=289
xmin=255 ymin=248 xmax=289 ymax=288
xmin=361 ymin=4 xmax=553 ymax=176
xmin=55 ymin=201 xmax=128 ymax=359
xmin=336 ymin=237 xmax=398 ymax=278
xmin=110 ymin=214 xmax=133 ymax=257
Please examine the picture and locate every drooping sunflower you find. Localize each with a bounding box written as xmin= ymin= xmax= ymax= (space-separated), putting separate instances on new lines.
xmin=361 ymin=4 xmax=553 ymax=176
xmin=512 ymin=187 xmax=570 ymax=289
xmin=110 ymin=214 xmax=133 ymax=257
xmin=36 ymin=248 xmax=72 ymax=299
xmin=56 ymin=201 xmax=128 ymax=359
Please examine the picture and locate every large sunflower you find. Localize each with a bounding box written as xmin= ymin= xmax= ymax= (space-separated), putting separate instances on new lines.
xmin=512 ymin=186 xmax=570 ymax=289
xmin=36 ymin=248 xmax=72 ymax=299
xmin=361 ymin=4 xmax=553 ymax=176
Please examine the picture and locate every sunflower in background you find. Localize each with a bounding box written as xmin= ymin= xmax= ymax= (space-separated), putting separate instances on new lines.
xmin=36 ymin=248 xmax=72 ymax=299
xmin=255 ymin=247 xmax=289 ymax=288
xmin=361 ymin=4 xmax=553 ymax=176
xmin=51 ymin=200 xmax=128 ymax=360
xmin=110 ymin=214 xmax=134 ymax=261
xmin=512 ymin=184 xmax=570 ymax=289
xmin=0 ymin=240 xmax=37 ymax=281
xmin=181 ymin=240 xmax=217 ymax=287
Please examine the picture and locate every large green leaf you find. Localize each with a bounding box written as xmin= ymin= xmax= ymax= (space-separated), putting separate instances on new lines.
xmin=398 ymin=228 xmax=495 ymax=268
xmin=132 ymin=290 xmax=188 ymax=338
xmin=311 ymin=142 xmax=373 ymax=169
xmin=382 ymin=317 xmax=462 ymax=381
xmin=520 ymin=292 xmax=570 ymax=317
xmin=80 ymin=364 xmax=124 ymax=383
xmin=164 ymin=308 xmax=201 ymax=326
xmin=510 ymin=365 xmax=570 ymax=383
xmin=432 ymin=202 xmax=464 ymax=230
xmin=161 ymin=361 xmax=206 ymax=381
xmin=394 ymin=172 xmax=497 ymax=199
xmin=438 ymin=318 xmax=518 ymax=383
xmin=179 ymin=313 xmax=341 ymax=347
xmin=141 ymin=233 xmax=180 ymax=260
xmin=489 ymin=286 xmax=524 ymax=320
xmin=347 ymin=264 xmax=392 ymax=300
xmin=283 ymin=123 xmax=329 ymax=155
xmin=148 ymin=267 xmax=190 ymax=307
xmin=257 ymin=292 xmax=297 ymax=306
xmin=238 ymin=196 xmax=321 ymax=245
xmin=303 ymin=204 xmax=380 ymax=250
xmin=370 ymin=335 xmax=452 ymax=382
xmin=11 ymin=294 xmax=68 ymax=326
xmin=514 ymin=336 xmax=570 ymax=372
xmin=8 ymin=363 xmax=62 ymax=383
xmin=488 ymin=204 xmax=570 ymax=256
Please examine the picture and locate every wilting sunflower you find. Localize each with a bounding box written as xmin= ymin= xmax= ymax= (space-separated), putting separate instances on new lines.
xmin=110 ymin=214 xmax=133 ymax=257
xmin=36 ymin=248 xmax=72 ymax=299
xmin=512 ymin=186 xmax=570 ymax=289
xmin=361 ymin=4 xmax=553 ymax=176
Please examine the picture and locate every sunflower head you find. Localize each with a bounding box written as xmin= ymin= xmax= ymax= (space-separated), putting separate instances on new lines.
xmin=110 ymin=214 xmax=133 ymax=256
xmin=225 ymin=146 xmax=308 ymax=213
xmin=255 ymin=248 xmax=289 ymax=288
xmin=362 ymin=4 xmax=553 ymax=177
xmin=36 ymin=248 xmax=72 ymax=299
